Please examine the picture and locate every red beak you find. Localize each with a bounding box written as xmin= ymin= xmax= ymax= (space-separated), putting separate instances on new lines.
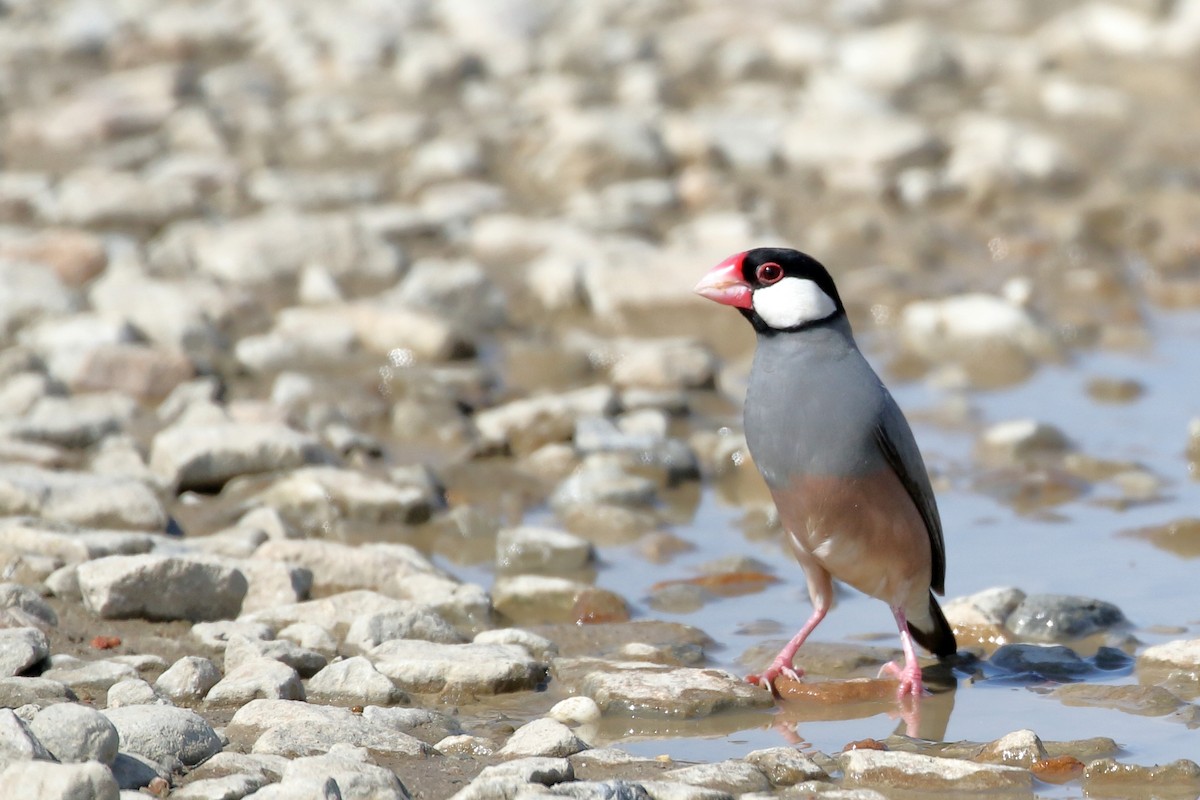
xmin=694 ymin=252 xmax=752 ymax=309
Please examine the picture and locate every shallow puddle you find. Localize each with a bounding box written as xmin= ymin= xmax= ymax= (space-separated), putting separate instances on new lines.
xmin=442 ymin=307 xmax=1200 ymax=783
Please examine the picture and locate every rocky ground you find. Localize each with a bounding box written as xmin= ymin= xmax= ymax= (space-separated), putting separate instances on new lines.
xmin=3 ymin=0 xmax=1200 ymax=798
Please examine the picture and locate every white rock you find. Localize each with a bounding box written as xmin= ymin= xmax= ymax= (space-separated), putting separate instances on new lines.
xmin=106 ymin=678 xmax=165 ymax=708
xmin=369 ymin=640 xmax=546 ymax=695
xmin=0 ymin=761 xmax=118 ymax=800
xmin=900 ymin=292 xmax=1053 ymax=361
xmin=102 ymin=705 xmax=223 ymax=770
xmin=498 ymin=718 xmax=588 ymax=758
xmin=360 ymin=707 xmax=464 ymax=745
xmin=946 ymin=114 xmax=1079 ymax=193
xmin=281 ymin=747 xmax=408 ymax=800
xmin=0 ymin=466 xmax=166 ymax=531
xmin=836 ymin=20 xmax=958 ymax=93
xmin=205 ymin=659 xmax=305 ymax=705
xmin=0 ymin=707 xmax=53 ymax=762
xmin=305 ymin=657 xmax=406 ymax=707
xmin=343 ymin=603 xmax=463 ymax=651
xmin=840 ymin=749 xmax=1032 ymax=792
xmin=495 ymin=527 xmax=593 ymax=575
xmin=29 ymin=703 xmax=120 ymax=764
xmin=77 ymin=555 xmax=247 ymax=621
xmin=155 ymin=657 xmax=221 ymax=703
xmin=149 ymin=422 xmax=328 ymax=493
xmin=548 ymin=697 xmax=601 ymax=726
xmin=0 ymin=628 xmax=49 ymax=678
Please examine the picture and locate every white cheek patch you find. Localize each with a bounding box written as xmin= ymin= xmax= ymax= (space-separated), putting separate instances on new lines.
xmin=752 ymin=277 xmax=838 ymax=329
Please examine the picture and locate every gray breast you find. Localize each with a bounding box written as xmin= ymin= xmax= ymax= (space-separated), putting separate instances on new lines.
xmin=743 ymin=321 xmax=886 ymax=487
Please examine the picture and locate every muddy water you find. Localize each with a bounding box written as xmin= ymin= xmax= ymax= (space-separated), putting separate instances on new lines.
xmin=446 ymin=307 xmax=1200 ymax=779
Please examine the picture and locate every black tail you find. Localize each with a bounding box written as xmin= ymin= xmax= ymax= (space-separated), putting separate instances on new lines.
xmin=908 ymin=592 xmax=957 ymax=658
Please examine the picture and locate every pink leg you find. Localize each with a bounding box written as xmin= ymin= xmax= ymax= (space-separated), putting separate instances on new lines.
xmin=747 ymin=605 xmax=827 ymax=692
xmin=878 ymin=606 xmax=925 ymax=699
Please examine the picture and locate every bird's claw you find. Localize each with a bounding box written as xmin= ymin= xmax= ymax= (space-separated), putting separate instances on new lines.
xmin=879 ymin=660 xmax=926 ymax=699
xmin=747 ymin=662 xmax=804 ymax=693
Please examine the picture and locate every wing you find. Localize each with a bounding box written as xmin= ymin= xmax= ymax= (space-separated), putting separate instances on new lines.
xmin=872 ymin=389 xmax=946 ymax=594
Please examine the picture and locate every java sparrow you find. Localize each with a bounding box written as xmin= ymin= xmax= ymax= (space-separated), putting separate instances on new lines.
xmin=694 ymin=248 xmax=956 ymax=698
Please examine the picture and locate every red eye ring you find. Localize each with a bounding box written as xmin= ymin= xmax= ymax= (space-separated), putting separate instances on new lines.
xmin=755 ymin=262 xmax=783 ymax=285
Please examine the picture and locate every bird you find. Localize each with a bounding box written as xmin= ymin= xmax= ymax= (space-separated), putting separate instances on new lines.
xmin=693 ymin=247 xmax=956 ymax=698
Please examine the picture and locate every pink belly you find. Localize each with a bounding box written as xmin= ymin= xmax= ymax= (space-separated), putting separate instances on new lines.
xmin=769 ymin=469 xmax=932 ymax=608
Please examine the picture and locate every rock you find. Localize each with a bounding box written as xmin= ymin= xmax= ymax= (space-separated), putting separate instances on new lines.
xmin=343 ymin=603 xmax=463 ymax=651
xmin=1053 ymin=684 xmax=1184 ymax=716
xmin=106 ymin=678 xmax=164 ymax=708
xmin=836 ymin=20 xmax=958 ymax=94
xmin=154 ymin=656 xmax=222 ymax=703
xmin=464 ymin=757 xmax=574 ymax=792
xmin=556 ymin=661 xmax=773 ymax=718
xmin=1137 ymin=638 xmax=1200 ymax=697
xmin=1005 ymin=594 xmax=1127 ymax=642
xmin=369 ymin=640 xmax=547 ymax=695
xmin=975 ymin=729 xmax=1049 ymax=768
xmin=900 ymin=293 xmax=1053 ymax=367
xmin=277 ymin=624 xmax=338 ymax=658
xmin=496 ymin=526 xmax=594 ymax=575
xmin=280 ymin=747 xmax=410 ymax=800
xmin=473 ymin=386 xmax=619 ymax=455
xmin=149 ymin=423 xmax=328 ymax=493
xmin=988 ymin=644 xmax=1092 ymax=681
xmin=253 ymin=466 xmax=437 ymax=529
xmin=498 ymin=718 xmax=589 ymax=759
xmin=149 ymin=212 xmax=402 ymax=286
xmin=172 ymin=774 xmax=272 ymax=799
xmin=41 ymin=660 xmax=140 ymax=696
xmin=305 ymin=657 xmax=407 ymax=707
xmin=492 ymin=575 xmax=628 ymax=625
xmin=0 ymin=761 xmax=119 ymax=800
xmin=223 ymin=635 xmax=327 ymax=678
xmin=1082 ymin=758 xmax=1200 ymax=798
xmin=744 ymin=747 xmax=829 ymax=785
xmin=550 ymin=457 xmax=658 ymax=510
xmin=233 ymin=559 xmax=313 ymax=614
xmin=388 ymin=258 xmax=506 ymax=334
xmin=65 ymin=343 xmax=194 ymax=401
xmin=548 ymin=697 xmax=602 ymax=726
xmin=250 ymin=714 xmax=430 ymax=760
xmin=29 ymin=703 xmax=120 ymax=764
xmin=840 ymin=749 xmax=1032 ymax=793
xmin=0 ymin=467 xmax=166 ymax=530
xmin=980 ymin=421 xmax=1071 ymax=460
xmin=473 ymin=628 xmax=559 ymax=660
xmin=78 ymin=555 xmax=247 ymax=621
xmin=0 ymin=627 xmax=50 ymax=677
xmin=0 ymin=707 xmax=54 ymax=761
xmin=102 ymin=705 xmax=223 ymax=771
xmin=0 ymin=677 xmax=76 ymax=708
xmin=606 ymin=338 xmax=717 ymax=391
xmin=205 ymin=658 xmax=305 ymax=705
xmin=190 ymin=620 xmax=274 ymax=650
xmin=942 ymin=586 xmax=1025 ymax=648
xmin=946 ymin=114 xmax=1079 ymax=193
xmin=0 ymin=262 xmax=78 ymax=336
xmin=360 ymin=707 xmax=464 ymax=745
xmin=7 ymin=393 xmax=136 ymax=449
xmin=665 ymin=760 xmax=773 ymax=795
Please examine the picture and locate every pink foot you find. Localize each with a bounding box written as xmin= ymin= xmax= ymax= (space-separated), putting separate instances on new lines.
xmin=879 ymin=659 xmax=926 ymax=699
xmin=747 ymin=659 xmax=804 ymax=692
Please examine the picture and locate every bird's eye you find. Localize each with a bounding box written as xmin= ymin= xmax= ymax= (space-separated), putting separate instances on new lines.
xmin=755 ymin=262 xmax=783 ymax=285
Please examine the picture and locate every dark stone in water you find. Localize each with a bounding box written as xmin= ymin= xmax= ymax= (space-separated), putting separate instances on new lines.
xmin=1005 ymin=594 xmax=1127 ymax=642
xmin=1092 ymin=646 xmax=1134 ymax=672
xmin=988 ymin=644 xmax=1092 ymax=681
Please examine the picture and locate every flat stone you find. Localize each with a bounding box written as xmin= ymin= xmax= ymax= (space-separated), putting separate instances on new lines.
xmin=281 ymin=747 xmax=410 ymax=800
xmin=102 ymin=705 xmax=223 ymax=771
xmin=223 ymin=635 xmax=327 ymax=678
xmin=0 ymin=761 xmax=119 ymax=800
xmin=1054 ymin=683 xmax=1185 ymax=716
xmin=150 ymin=422 xmax=328 ymax=493
xmin=305 ymin=656 xmax=407 ymax=707
xmin=0 ymin=467 xmax=166 ymax=530
xmin=0 ymin=518 xmax=159 ymax=564
xmin=343 ymin=602 xmax=463 ymax=651
xmin=154 ymin=656 xmax=222 ymax=703
xmin=840 ymin=749 xmax=1033 ymax=793
xmin=556 ymin=660 xmax=773 ymax=718
xmin=0 ymin=677 xmax=76 ymax=708
xmin=1082 ymin=758 xmax=1200 ymax=797
xmin=988 ymin=643 xmax=1093 ymax=681
xmin=369 ymin=640 xmax=547 ymax=695
xmin=1005 ymin=594 xmax=1127 ymax=642
xmin=498 ymin=718 xmax=589 ymax=759
xmin=106 ymin=678 xmax=164 ymax=708
xmin=277 ymin=623 xmax=338 ymax=658
xmin=474 ymin=628 xmax=559 ymax=660
xmin=251 ymin=716 xmax=431 ymax=760
xmin=744 ymin=747 xmax=829 ymax=785
xmin=496 ymin=526 xmax=594 ymax=575
xmin=665 ymin=761 xmax=772 ymax=795
xmin=360 ymin=707 xmax=464 ymax=745
xmin=493 ymin=574 xmax=628 ymax=625
xmin=7 ymin=393 xmax=136 ymax=449
xmin=205 ymin=658 xmax=305 ymax=705
xmin=0 ymin=627 xmax=50 ymax=677
xmin=230 ymin=559 xmax=312 ymax=615
xmin=29 ymin=702 xmax=120 ymax=764
xmin=172 ymin=774 xmax=271 ymax=799
xmin=41 ymin=659 xmax=139 ymax=696
xmin=473 ymin=386 xmax=618 ymax=455
xmin=78 ymin=555 xmax=247 ymax=621
xmin=190 ymin=620 xmax=273 ymax=650
xmin=252 ymin=466 xmax=436 ymax=527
